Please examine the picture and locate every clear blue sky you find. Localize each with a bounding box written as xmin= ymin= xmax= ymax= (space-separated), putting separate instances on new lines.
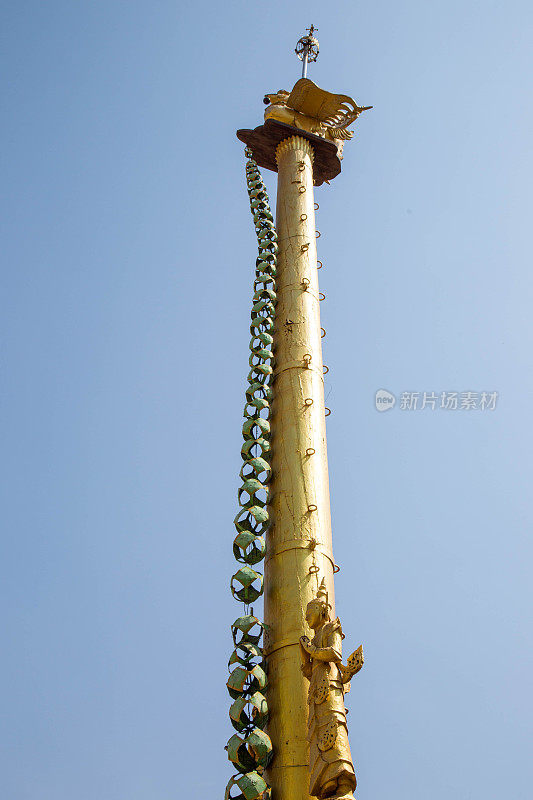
xmin=2 ymin=1 xmax=532 ymax=798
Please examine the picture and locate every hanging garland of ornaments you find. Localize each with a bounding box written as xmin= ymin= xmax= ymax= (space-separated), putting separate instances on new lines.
xmin=224 ymin=148 xmax=277 ymax=800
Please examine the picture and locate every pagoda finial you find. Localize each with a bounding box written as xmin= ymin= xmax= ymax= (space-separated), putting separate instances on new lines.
xmin=295 ymin=25 xmax=319 ymax=78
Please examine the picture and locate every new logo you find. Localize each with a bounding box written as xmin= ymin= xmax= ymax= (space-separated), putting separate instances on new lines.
xmin=375 ymin=389 xmax=396 ymax=412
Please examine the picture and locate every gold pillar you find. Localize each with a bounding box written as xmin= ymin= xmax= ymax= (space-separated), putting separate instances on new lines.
xmin=264 ymin=135 xmax=337 ymax=799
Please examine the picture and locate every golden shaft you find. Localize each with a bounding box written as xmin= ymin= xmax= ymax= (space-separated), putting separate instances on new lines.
xmin=264 ymin=136 xmax=336 ymax=799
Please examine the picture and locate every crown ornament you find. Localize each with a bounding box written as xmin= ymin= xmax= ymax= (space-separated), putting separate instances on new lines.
xmin=315 ymin=578 xmax=331 ymax=610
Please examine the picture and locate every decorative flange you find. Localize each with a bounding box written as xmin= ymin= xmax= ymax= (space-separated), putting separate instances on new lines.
xmin=275 ymin=135 xmax=315 ymax=165
xmin=236 ymin=119 xmax=341 ymax=186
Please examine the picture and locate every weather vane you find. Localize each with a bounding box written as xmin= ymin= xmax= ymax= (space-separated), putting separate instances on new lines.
xmin=295 ymin=25 xmax=319 ymax=78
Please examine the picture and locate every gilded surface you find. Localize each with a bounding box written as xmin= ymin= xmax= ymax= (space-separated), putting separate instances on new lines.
xmin=264 ymin=78 xmax=372 ymax=148
xmin=300 ymin=580 xmax=363 ymax=800
xmin=264 ymin=137 xmax=335 ymax=799
xmin=275 ymin=134 xmax=315 ymax=163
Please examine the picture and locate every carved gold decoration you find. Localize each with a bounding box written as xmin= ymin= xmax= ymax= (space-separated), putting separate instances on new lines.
xmin=314 ymin=673 xmax=330 ymax=705
xmin=264 ymin=78 xmax=372 ymax=149
xmin=300 ymin=579 xmax=363 ymax=800
xmin=275 ymin=135 xmax=315 ymax=164
xmin=346 ymin=646 xmax=364 ymax=677
xmin=318 ymin=719 xmax=338 ymax=752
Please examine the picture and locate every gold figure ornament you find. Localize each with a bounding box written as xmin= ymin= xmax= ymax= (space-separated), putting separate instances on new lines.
xmin=263 ymin=78 xmax=372 ymax=148
xmin=300 ymin=579 xmax=364 ymax=800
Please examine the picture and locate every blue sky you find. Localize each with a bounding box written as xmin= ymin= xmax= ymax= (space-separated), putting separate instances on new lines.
xmin=2 ymin=1 xmax=532 ymax=798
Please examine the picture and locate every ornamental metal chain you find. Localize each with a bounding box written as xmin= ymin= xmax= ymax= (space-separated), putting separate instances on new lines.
xmin=224 ymin=148 xmax=277 ymax=800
